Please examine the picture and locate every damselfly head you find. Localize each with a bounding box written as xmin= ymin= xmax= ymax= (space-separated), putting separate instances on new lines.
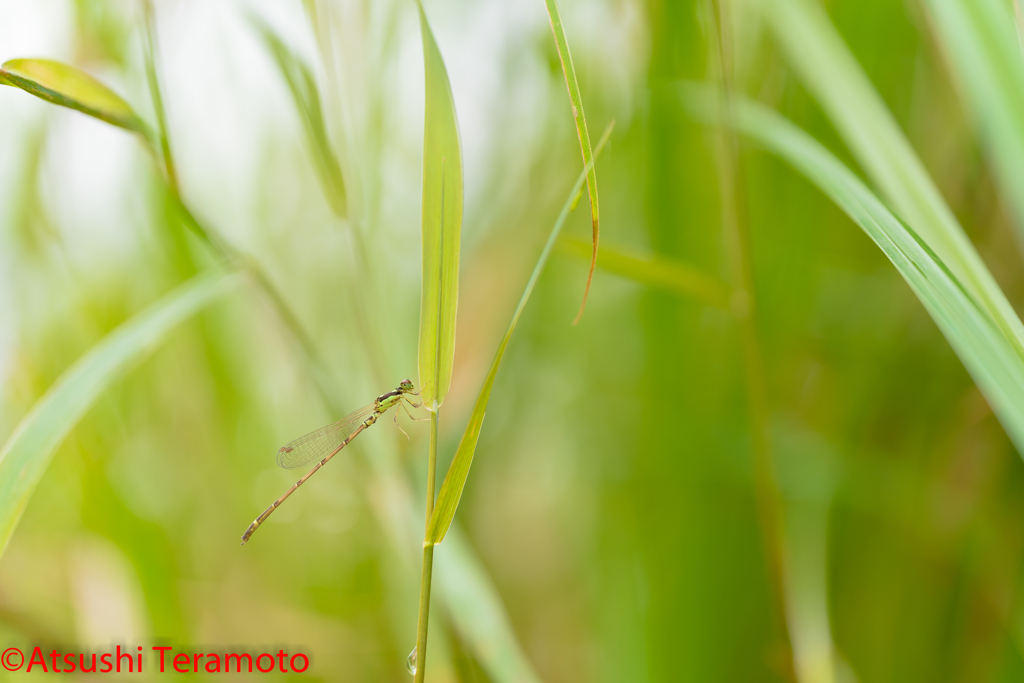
xmin=399 ymin=379 xmax=415 ymax=393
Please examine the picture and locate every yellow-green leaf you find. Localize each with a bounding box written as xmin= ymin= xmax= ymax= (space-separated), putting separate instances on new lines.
xmin=544 ymin=0 xmax=600 ymax=323
xmin=426 ymin=122 xmax=614 ymax=545
xmin=416 ymin=1 xmax=463 ymax=411
xmin=558 ymin=237 xmax=732 ymax=310
xmin=0 ymin=58 xmax=147 ymax=134
xmin=0 ymin=270 xmax=239 ymax=559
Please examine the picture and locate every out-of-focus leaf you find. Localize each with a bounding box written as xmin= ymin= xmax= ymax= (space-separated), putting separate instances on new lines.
xmin=544 ymin=0 xmax=600 ymax=323
xmin=760 ymin=0 xmax=1024 ymax=363
xmin=251 ymin=18 xmax=347 ymax=218
xmin=426 ymin=122 xmax=614 ymax=545
xmin=0 ymin=270 xmax=240 ymax=559
xmin=415 ymin=1 xmax=463 ymax=411
xmin=922 ymin=0 xmax=1024 ymax=245
xmin=141 ymin=0 xmax=180 ymax=194
xmin=0 ymin=58 xmax=147 ymax=134
xmin=683 ymin=86 xmax=1024 ymax=455
xmin=436 ymin=527 xmax=543 ymax=683
xmin=558 ymin=237 xmax=731 ymax=309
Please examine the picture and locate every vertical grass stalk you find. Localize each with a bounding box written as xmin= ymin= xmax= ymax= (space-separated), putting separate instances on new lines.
xmin=413 ymin=0 xmax=463 ymax=675
xmin=414 ymin=410 xmax=439 ymax=682
xmin=705 ymin=0 xmax=795 ymax=677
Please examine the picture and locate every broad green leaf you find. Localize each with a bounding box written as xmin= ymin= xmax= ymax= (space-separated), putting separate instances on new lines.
xmin=760 ymin=0 xmax=1024 ymax=361
xmin=426 ymin=122 xmax=615 ymax=545
xmin=558 ymin=237 xmax=732 ymax=310
xmin=682 ymin=86 xmax=1024 ymax=454
xmin=416 ymin=1 xmax=463 ymax=411
xmin=544 ymin=0 xmax=600 ymax=323
xmin=922 ymin=0 xmax=1024 ymax=244
xmin=0 ymin=58 xmax=147 ymax=134
xmin=251 ymin=18 xmax=347 ymax=218
xmin=0 ymin=270 xmax=240 ymax=559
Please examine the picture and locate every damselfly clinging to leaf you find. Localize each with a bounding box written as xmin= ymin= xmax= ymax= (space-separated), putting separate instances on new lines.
xmin=241 ymin=379 xmax=422 ymax=544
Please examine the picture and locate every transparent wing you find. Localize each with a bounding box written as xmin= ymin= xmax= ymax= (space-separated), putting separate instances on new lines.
xmin=275 ymin=403 xmax=376 ymax=469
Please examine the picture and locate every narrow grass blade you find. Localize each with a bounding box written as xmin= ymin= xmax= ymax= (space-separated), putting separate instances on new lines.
xmin=682 ymin=87 xmax=1024 ymax=454
xmin=251 ymin=18 xmax=347 ymax=218
xmin=0 ymin=270 xmax=239 ymax=559
xmin=544 ymin=0 xmax=600 ymax=323
xmin=0 ymin=58 xmax=148 ymax=135
xmin=426 ymin=122 xmax=615 ymax=545
xmin=415 ymin=1 xmax=463 ymax=411
xmin=922 ymin=0 xmax=1024 ymax=243
xmin=761 ymin=0 xmax=1024 ymax=362
xmin=558 ymin=237 xmax=732 ymax=309
xmin=141 ymin=1 xmax=179 ymax=194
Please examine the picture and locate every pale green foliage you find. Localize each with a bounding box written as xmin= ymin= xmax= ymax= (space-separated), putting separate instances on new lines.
xmin=0 ymin=271 xmax=239 ymax=559
xmin=0 ymin=58 xmax=147 ymax=134
xmin=252 ymin=18 xmax=348 ymax=218
xmin=415 ymin=0 xmax=463 ymax=411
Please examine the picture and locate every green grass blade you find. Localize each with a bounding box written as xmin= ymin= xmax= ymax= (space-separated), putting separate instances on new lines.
xmin=544 ymin=0 xmax=600 ymax=324
xmin=416 ymin=1 xmax=463 ymax=411
xmin=558 ymin=237 xmax=732 ymax=309
xmin=251 ymin=18 xmax=347 ymax=218
xmin=922 ymin=0 xmax=1024 ymax=243
xmin=682 ymin=86 xmax=1024 ymax=453
xmin=0 ymin=270 xmax=239 ymax=560
xmin=436 ymin=527 xmax=543 ymax=683
xmin=762 ymin=0 xmax=1024 ymax=361
xmin=0 ymin=58 xmax=148 ymax=135
xmin=426 ymin=122 xmax=615 ymax=545
xmin=142 ymin=1 xmax=179 ymax=195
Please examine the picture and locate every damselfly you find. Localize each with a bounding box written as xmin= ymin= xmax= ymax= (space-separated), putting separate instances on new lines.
xmin=241 ymin=379 xmax=421 ymax=544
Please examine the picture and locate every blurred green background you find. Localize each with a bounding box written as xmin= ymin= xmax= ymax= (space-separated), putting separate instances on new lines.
xmin=3 ymin=0 xmax=1024 ymax=681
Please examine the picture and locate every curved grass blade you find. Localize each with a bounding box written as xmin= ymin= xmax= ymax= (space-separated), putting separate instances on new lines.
xmin=0 ymin=270 xmax=240 ymax=560
xmin=558 ymin=237 xmax=732 ymax=310
xmin=682 ymin=86 xmax=1024 ymax=454
xmin=426 ymin=121 xmax=615 ymax=545
xmin=415 ymin=0 xmax=463 ymax=411
xmin=922 ymin=0 xmax=1024 ymax=244
xmin=544 ymin=0 xmax=600 ymax=324
xmin=251 ymin=17 xmax=347 ymax=218
xmin=761 ymin=0 xmax=1024 ymax=362
xmin=0 ymin=58 xmax=148 ymax=135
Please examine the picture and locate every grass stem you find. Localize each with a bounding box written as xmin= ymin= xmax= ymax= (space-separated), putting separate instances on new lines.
xmin=706 ymin=0 xmax=795 ymax=677
xmin=414 ymin=411 xmax=439 ymax=681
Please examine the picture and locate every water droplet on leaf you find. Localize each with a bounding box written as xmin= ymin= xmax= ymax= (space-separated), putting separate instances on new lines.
xmin=406 ymin=646 xmax=417 ymax=675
